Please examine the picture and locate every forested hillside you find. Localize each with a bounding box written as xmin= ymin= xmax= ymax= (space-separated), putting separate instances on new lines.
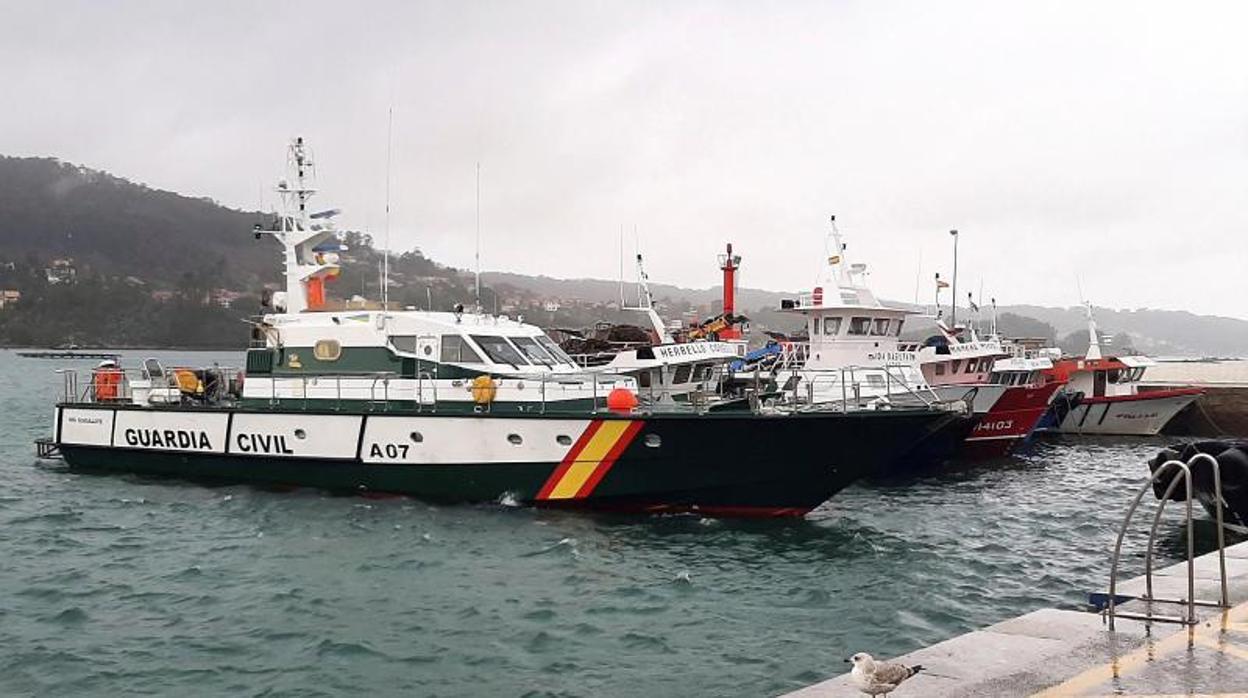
xmin=1 ymin=154 xmax=1244 ymax=355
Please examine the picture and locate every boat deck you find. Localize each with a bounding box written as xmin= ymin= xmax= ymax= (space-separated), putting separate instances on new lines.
xmin=783 ymin=540 xmax=1248 ymax=696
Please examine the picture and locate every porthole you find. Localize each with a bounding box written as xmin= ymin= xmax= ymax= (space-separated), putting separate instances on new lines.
xmin=410 ymin=431 xmax=424 ymax=443
xmin=313 ymin=339 xmax=342 ymax=361
xmin=422 ymin=345 xmax=433 ymax=356
xmin=556 ymin=434 xmax=572 ymax=446
xmin=644 ymin=434 xmax=661 ymax=448
xmin=294 ymin=429 xmax=307 ymax=440
xmin=507 ymin=434 xmax=523 ymax=445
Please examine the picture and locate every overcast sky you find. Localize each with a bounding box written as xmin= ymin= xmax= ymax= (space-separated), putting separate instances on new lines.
xmin=4 ymin=1 xmax=1246 ymax=317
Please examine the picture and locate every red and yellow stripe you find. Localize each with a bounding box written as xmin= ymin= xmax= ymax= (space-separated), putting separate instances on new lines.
xmin=536 ymin=420 xmax=643 ymax=500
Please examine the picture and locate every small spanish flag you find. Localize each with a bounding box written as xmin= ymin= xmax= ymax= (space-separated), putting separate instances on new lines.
xmin=828 ymin=255 xmax=841 ymax=265
xmin=936 ymin=278 xmax=949 ymax=289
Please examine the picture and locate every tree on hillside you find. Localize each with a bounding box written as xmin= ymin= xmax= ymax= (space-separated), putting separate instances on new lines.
xmin=1109 ymin=331 xmax=1135 ymax=353
xmin=1059 ymin=329 xmax=1091 ymax=356
xmin=995 ymin=312 xmax=1056 ymax=341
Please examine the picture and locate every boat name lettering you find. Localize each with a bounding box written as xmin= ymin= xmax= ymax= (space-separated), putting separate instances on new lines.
xmin=235 ymin=432 xmax=295 ymax=454
xmin=67 ymin=415 xmax=104 ymax=425
xmin=865 ymin=351 xmax=916 ymax=362
xmin=124 ymin=428 xmax=212 ymax=450
xmin=369 ymin=443 xmax=410 ymax=460
xmin=1115 ymin=412 xmax=1159 ymax=420
xmin=949 ymin=343 xmax=992 ymax=355
xmin=653 ymin=343 xmax=732 ymax=359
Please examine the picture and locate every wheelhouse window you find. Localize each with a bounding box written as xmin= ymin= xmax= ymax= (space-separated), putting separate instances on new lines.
xmin=824 ymin=317 xmax=842 ymax=336
xmin=692 ymin=363 xmax=712 ymax=383
xmin=848 ymin=317 xmax=872 ymax=335
xmin=535 ymin=335 xmax=577 ymax=367
xmin=638 ymin=370 xmax=652 ymax=388
xmin=894 ymin=319 xmax=905 ymax=336
xmin=440 ymin=335 xmax=485 ymax=363
xmin=870 ymin=319 xmax=890 ymax=336
xmin=965 ymin=360 xmax=978 ymax=374
xmin=812 ymin=317 xmax=821 ymax=336
xmin=950 ymin=360 xmax=961 ymax=373
xmin=469 ymin=335 xmax=529 ymax=366
xmin=390 ymin=335 xmax=417 ymax=353
xmin=934 ymin=363 xmax=946 ymax=376
xmin=672 ymin=364 xmax=693 ymax=384
xmin=511 ymin=336 xmax=556 ymax=367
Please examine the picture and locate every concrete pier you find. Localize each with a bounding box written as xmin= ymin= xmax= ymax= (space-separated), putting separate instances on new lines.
xmin=783 ymin=541 xmax=1248 ymax=697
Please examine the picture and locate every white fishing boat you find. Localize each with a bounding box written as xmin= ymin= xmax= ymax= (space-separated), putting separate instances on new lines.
xmin=766 ymin=217 xmax=975 ymax=470
xmin=1047 ymin=304 xmax=1202 ymax=436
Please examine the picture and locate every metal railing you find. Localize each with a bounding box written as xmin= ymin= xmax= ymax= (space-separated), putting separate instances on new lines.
xmin=58 ymin=363 xmax=638 ymax=416
xmin=1105 ymin=453 xmax=1229 ymax=629
xmin=776 ymin=342 xmax=811 ymax=371
xmin=57 ymin=365 xmax=243 ymax=406
xmin=789 ymin=363 xmax=948 ymax=412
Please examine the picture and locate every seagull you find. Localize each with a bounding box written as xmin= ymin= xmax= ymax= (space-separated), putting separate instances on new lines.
xmin=847 ymin=652 xmax=924 ymax=696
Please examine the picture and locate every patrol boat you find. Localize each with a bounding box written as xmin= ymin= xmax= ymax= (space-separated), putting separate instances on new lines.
xmin=37 ymin=139 xmax=963 ymax=517
xmin=903 ymin=318 xmax=1064 ymax=458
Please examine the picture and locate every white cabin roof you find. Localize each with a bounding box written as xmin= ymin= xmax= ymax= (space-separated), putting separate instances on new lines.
xmin=1118 ymin=355 xmax=1157 ymax=368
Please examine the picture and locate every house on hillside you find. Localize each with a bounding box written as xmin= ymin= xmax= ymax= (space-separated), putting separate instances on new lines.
xmin=0 ymin=289 xmax=20 ymax=309
xmin=212 ymin=289 xmax=245 ymax=309
xmin=45 ymin=258 xmax=77 ymax=285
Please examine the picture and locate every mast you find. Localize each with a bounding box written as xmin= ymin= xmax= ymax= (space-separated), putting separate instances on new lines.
xmin=253 ymin=137 xmax=343 ymax=314
xmin=949 ymin=229 xmax=959 ymax=326
xmin=825 ymin=215 xmax=848 ymax=288
xmin=1084 ymin=301 xmax=1103 ymax=360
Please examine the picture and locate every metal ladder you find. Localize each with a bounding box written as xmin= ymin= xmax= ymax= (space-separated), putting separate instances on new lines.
xmin=1104 ymin=453 xmax=1230 ymax=629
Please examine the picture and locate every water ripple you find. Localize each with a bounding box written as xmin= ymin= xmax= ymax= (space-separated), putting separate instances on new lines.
xmin=1 ymin=350 xmax=1240 ymax=696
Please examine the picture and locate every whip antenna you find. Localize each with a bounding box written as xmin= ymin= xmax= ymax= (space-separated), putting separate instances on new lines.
xmin=383 ymin=105 xmax=393 ymax=309
xmin=475 ymin=162 xmax=481 ymax=314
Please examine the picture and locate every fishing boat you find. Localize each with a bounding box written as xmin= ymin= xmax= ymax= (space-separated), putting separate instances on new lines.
xmin=1046 ymin=304 xmax=1201 ymax=436
xmin=36 ymin=139 xmax=962 ymax=517
xmin=767 ymin=217 xmax=975 ymax=471
xmin=560 ymin=251 xmax=743 ymax=407
xmin=906 ymin=321 xmax=1064 ymax=458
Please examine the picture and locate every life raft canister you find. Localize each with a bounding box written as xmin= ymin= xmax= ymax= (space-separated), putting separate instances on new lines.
xmin=93 ymin=367 xmax=122 ymax=401
xmin=812 ymin=286 xmax=823 ymax=306
xmin=606 ymin=387 xmax=639 ymax=413
xmin=471 ymin=375 xmax=497 ymax=404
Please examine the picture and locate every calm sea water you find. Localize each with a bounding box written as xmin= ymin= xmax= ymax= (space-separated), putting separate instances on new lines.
xmin=0 ymin=349 xmax=1234 ymax=697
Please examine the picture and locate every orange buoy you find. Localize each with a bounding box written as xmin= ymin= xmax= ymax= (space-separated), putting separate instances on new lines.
xmin=606 ymin=387 xmax=639 ymax=413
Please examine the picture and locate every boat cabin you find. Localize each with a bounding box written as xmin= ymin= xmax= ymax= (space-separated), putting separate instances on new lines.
xmin=772 ymin=225 xmax=933 ymax=406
